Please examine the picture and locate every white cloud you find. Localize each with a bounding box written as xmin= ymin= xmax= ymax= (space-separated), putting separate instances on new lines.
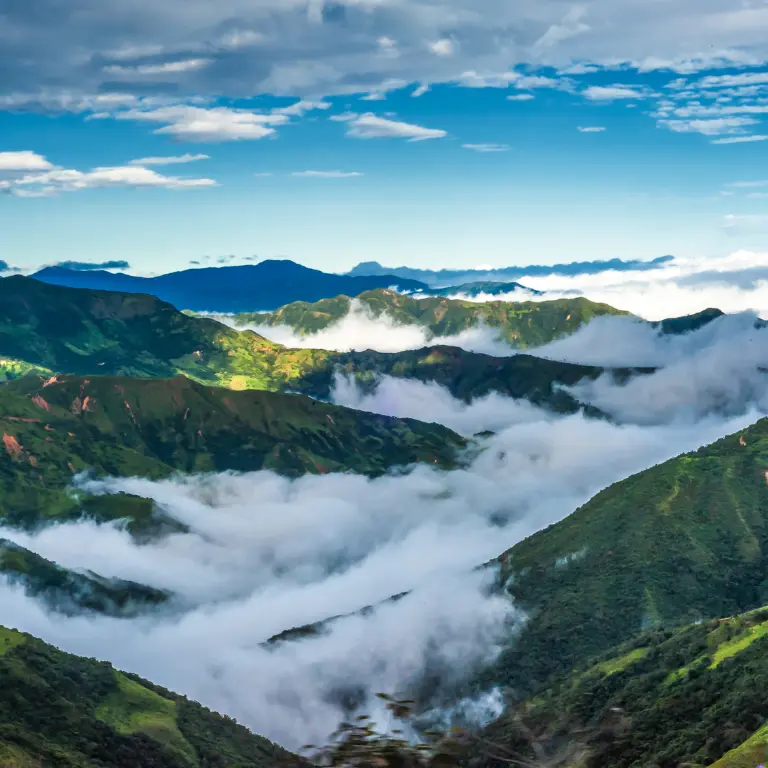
xmin=411 ymin=84 xmax=430 ymax=97
xmin=217 ymin=29 xmax=265 ymax=49
xmin=116 ymin=106 xmax=289 ymax=142
xmin=103 ymin=58 xmax=211 ymax=76
xmin=577 ymin=126 xmax=606 ymax=133
xmin=514 ymin=75 xmax=572 ymax=90
xmin=291 ymin=170 xmax=363 ymax=177
xmin=0 ymin=388 xmax=753 ymax=748
xmin=429 ymin=39 xmax=456 ymax=57
xmin=695 ymin=72 xmax=768 ymax=89
xmin=11 ymin=165 xmax=216 ymax=195
xmin=0 ymin=150 xmax=54 ymax=171
xmin=272 ymin=100 xmax=332 ymax=117
xmin=128 ymin=153 xmax=210 ymax=166
xmin=712 ymin=134 xmax=768 ymax=144
xmin=506 ymin=93 xmax=535 ymax=101
xmin=582 ymin=85 xmax=649 ymax=100
xmin=462 ymin=143 xmax=510 ymax=152
xmin=345 ymin=113 xmax=447 ymax=141
xmin=659 ymin=116 xmax=757 ymax=135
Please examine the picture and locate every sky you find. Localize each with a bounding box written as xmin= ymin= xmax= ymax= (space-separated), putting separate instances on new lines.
xmin=2 ymin=0 xmax=768 ymax=274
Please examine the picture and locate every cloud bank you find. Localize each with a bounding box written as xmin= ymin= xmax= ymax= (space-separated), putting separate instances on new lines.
xmin=0 ymin=389 xmax=754 ymax=748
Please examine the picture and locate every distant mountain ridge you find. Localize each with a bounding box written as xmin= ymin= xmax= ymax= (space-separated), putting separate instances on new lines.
xmin=29 ymin=260 xmax=427 ymax=312
xmin=346 ymin=256 xmax=675 ymax=287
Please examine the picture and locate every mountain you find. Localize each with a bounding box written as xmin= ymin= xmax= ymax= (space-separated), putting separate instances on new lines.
xmin=0 ymin=625 xmax=293 ymax=767
xmin=346 ymin=256 xmax=675 ymax=288
xmin=30 ymin=260 xmax=427 ymax=312
xmin=486 ymin=416 xmax=768 ymax=698
xmin=483 ymin=604 xmax=768 ymax=768
xmin=0 ymin=373 xmax=465 ymax=531
xmin=0 ymin=277 xmax=628 ymax=413
xmin=232 ymin=289 xmax=628 ymax=348
xmin=0 ymin=539 xmax=169 ymax=615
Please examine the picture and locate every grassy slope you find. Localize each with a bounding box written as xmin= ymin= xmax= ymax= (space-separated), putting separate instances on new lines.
xmin=0 ymin=625 xmax=294 ymax=768
xmin=0 ymin=277 xmax=626 ymax=413
xmin=0 ymin=373 xmax=465 ymax=530
xmin=486 ymin=417 xmax=768 ymax=698
xmin=484 ymin=606 xmax=768 ymax=768
xmin=232 ymin=288 xmax=627 ymax=348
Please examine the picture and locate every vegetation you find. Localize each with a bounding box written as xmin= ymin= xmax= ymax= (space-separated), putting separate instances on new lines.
xmin=0 ymin=276 xmax=636 ymax=413
xmin=482 ymin=606 xmax=768 ymax=768
xmin=0 ymin=372 xmax=465 ymax=531
xmin=486 ymin=416 xmax=768 ymax=699
xmin=0 ymin=625 xmax=294 ymax=767
xmin=231 ymin=289 xmax=627 ymax=348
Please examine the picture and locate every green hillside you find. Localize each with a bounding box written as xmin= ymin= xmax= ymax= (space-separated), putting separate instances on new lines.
xmin=0 ymin=625 xmax=293 ymax=767
xmin=487 ymin=416 xmax=768 ymax=697
xmin=484 ymin=605 xmax=768 ymax=768
xmin=0 ymin=373 xmax=464 ymax=531
xmin=0 ymin=277 xmax=630 ymax=413
xmin=231 ymin=289 xmax=627 ymax=348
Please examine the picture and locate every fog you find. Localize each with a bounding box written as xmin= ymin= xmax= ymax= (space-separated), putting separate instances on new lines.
xmin=0 ymin=390 xmax=756 ymax=747
xmin=3 ymin=253 xmax=768 ymax=750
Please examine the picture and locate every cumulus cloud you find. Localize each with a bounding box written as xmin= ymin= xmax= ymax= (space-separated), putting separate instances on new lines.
xmin=344 ymin=114 xmax=447 ymax=141
xmin=659 ymin=116 xmax=758 ymax=135
xmin=11 ymin=165 xmax=216 ymax=195
xmin=0 ymin=394 xmax=752 ymax=747
xmin=582 ymin=85 xmax=649 ymax=100
xmin=0 ymin=151 xmax=54 ymax=171
xmin=115 ymin=106 xmax=289 ymax=142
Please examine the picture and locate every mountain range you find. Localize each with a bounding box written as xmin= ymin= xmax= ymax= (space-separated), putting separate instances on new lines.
xmin=0 ymin=270 xmax=765 ymax=766
xmin=346 ymin=256 xmax=675 ymax=288
xmin=0 ymin=275 xmax=640 ymax=413
xmin=29 ymin=261 xmax=427 ymax=313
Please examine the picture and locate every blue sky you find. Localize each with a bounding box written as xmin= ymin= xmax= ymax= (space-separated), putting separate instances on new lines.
xmin=2 ymin=0 xmax=768 ymax=275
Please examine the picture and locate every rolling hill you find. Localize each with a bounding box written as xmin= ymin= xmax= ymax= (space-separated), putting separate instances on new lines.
xmin=30 ymin=260 xmax=427 ymax=312
xmin=0 ymin=373 xmax=465 ymax=531
xmin=0 ymin=276 xmax=624 ymax=413
xmin=230 ymin=289 xmax=627 ymax=348
xmin=0 ymin=625 xmax=294 ymax=767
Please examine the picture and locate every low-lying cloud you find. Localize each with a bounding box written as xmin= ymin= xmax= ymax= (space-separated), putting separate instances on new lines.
xmin=0 ymin=397 xmax=753 ymax=748
xmin=224 ymin=300 xmax=514 ymax=356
